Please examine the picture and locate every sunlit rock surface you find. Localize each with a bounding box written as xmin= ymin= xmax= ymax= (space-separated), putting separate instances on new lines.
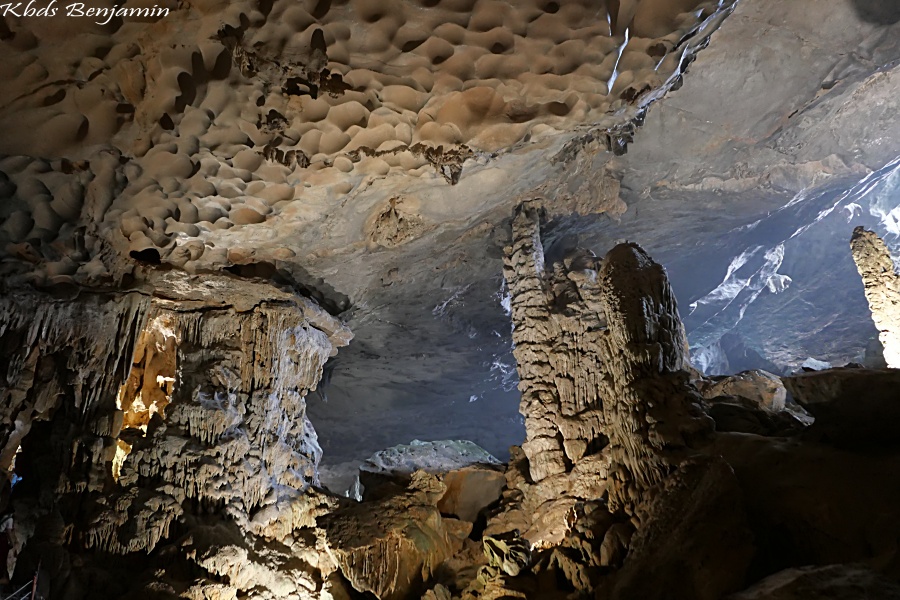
xmin=850 ymin=226 xmax=900 ymax=367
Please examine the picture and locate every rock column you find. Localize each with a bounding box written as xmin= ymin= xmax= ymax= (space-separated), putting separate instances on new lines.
xmin=502 ymin=202 xmax=609 ymax=487
xmin=503 ymin=202 xmax=710 ymax=518
xmin=850 ymin=226 xmax=900 ymax=367
xmin=595 ymin=243 xmax=711 ymax=514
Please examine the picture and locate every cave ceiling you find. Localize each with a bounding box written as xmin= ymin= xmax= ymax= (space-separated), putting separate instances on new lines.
xmin=1 ymin=0 xmax=900 ymax=481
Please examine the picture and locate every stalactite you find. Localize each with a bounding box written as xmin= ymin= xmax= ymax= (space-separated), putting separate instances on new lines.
xmin=1 ymin=273 xmax=352 ymax=598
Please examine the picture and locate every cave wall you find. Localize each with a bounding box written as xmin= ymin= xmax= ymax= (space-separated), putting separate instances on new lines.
xmin=0 ymin=272 xmax=351 ymax=597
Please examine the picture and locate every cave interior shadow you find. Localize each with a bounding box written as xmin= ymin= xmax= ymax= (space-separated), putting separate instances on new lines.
xmin=849 ymin=0 xmax=900 ymax=24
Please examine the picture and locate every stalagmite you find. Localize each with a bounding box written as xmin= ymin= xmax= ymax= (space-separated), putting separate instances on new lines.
xmin=501 ymin=201 xmax=710 ymax=519
xmin=595 ymin=242 xmax=713 ymax=514
xmin=502 ymin=203 xmax=609 ymax=480
xmin=491 ymin=201 xmax=717 ymax=596
xmin=850 ymin=226 xmax=900 ymax=367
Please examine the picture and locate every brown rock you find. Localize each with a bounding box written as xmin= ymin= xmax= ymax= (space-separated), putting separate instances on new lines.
xmin=321 ymin=471 xmax=466 ymax=600
xmin=698 ymin=370 xmax=787 ymax=412
xmin=726 ymin=564 xmax=900 ymax=600
xmin=783 ymin=367 xmax=900 ymax=448
xmin=611 ymin=456 xmax=755 ymax=600
xmin=438 ymin=465 xmax=506 ymax=523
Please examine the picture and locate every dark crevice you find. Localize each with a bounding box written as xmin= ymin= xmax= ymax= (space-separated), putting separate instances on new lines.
xmin=223 ymin=262 xmax=351 ymax=315
xmin=130 ymin=248 xmax=162 ymax=264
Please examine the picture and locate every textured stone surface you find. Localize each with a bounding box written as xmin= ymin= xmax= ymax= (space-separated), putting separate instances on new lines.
xmin=714 ymin=431 xmax=900 ymax=574
xmin=594 ymin=241 xmax=713 ymax=515
xmin=1 ymin=0 xmax=900 ymax=597
xmin=783 ymin=366 xmax=900 ymax=448
xmin=698 ymin=370 xmax=787 ymax=412
xmin=320 ymin=471 xmax=467 ymax=600
xmin=610 ymin=456 xmax=755 ymax=600
xmin=357 ymin=439 xmax=501 ymax=498
xmin=850 ymin=227 xmax=900 ymax=367
xmin=726 ymin=564 xmax=900 ymax=600
xmin=0 ymin=273 xmax=352 ymax=597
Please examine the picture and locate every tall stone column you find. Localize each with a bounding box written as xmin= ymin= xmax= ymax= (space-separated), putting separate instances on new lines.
xmin=502 ymin=201 xmax=710 ymax=519
xmin=850 ymin=226 xmax=900 ymax=367
xmin=502 ymin=202 xmax=609 ymax=487
xmin=595 ymin=243 xmax=711 ymax=514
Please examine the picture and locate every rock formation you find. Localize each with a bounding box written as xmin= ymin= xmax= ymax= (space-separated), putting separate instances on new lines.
xmin=4 ymin=201 xmax=900 ymax=599
xmin=850 ymin=226 xmax=900 ymax=367
xmin=0 ymin=270 xmax=353 ymax=597
xmin=501 ymin=201 xmax=710 ymax=521
xmin=486 ymin=203 xmax=900 ymax=600
xmin=495 ymin=202 xmax=744 ymax=598
xmin=1 ymin=0 xmax=900 ymax=598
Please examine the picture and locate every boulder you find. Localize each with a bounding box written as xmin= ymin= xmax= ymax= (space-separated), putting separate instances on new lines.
xmin=698 ymin=370 xmax=787 ymax=412
xmin=358 ymin=440 xmax=501 ymax=499
xmin=705 ymin=399 xmax=808 ymax=437
xmin=437 ymin=465 xmax=506 ymax=523
xmin=611 ymin=456 xmax=755 ymax=600
xmin=783 ymin=367 xmax=900 ymax=448
xmin=320 ymin=471 xmax=468 ymax=600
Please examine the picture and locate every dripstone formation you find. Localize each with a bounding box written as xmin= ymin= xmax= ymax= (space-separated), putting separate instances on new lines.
xmin=3 ymin=202 xmax=900 ymax=600
xmin=1 ymin=0 xmax=900 ymax=597
xmin=0 ymin=272 xmax=353 ymax=597
xmin=850 ymin=226 xmax=900 ymax=367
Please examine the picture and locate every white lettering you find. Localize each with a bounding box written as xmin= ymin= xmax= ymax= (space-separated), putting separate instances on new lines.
xmin=0 ymin=3 xmax=23 ymax=17
xmin=95 ymin=5 xmax=116 ymax=25
xmin=65 ymin=2 xmax=83 ymax=16
xmin=35 ymin=0 xmax=55 ymax=16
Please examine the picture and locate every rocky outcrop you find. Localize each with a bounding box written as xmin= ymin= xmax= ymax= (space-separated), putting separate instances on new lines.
xmin=696 ymin=370 xmax=808 ymax=437
xmin=0 ymin=272 xmax=352 ymax=597
xmin=726 ymin=565 xmax=900 ymax=599
xmin=502 ymin=202 xmax=607 ymax=488
xmin=321 ymin=471 xmax=469 ymax=600
xmin=697 ymin=370 xmax=787 ymax=412
xmin=357 ymin=439 xmax=501 ymax=500
xmin=0 ymin=290 xmax=152 ymax=586
xmin=850 ymin=227 xmax=900 ymax=367
xmin=491 ymin=204 xmax=900 ymax=600
xmin=783 ymin=366 xmax=900 ymax=448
